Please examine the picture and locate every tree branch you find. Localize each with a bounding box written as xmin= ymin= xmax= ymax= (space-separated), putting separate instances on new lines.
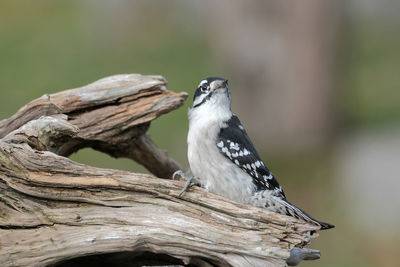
xmin=0 ymin=74 xmax=187 ymax=178
xmin=0 ymin=74 xmax=324 ymax=267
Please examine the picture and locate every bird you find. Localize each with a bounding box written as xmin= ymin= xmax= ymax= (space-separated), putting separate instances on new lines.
xmin=175 ymin=77 xmax=334 ymax=230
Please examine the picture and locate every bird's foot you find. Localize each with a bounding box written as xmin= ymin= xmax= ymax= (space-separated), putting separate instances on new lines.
xmin=172 ymin=170 xmax=187 ymax=181
xmin=178 ymin=176 xmax=201 ymax=197
xmin=172 ymin=169 xmax=200 ymax=197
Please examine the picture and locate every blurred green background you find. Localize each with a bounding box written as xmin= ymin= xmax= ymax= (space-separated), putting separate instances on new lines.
xmin=1 ymin=1 xmax=399 ymax=266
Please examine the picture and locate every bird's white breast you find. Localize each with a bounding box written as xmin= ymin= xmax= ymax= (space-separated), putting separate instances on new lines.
xmin=187 ymin=100 xmax=255 ymax=203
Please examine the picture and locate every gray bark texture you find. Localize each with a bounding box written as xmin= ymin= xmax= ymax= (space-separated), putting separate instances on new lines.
xmin=0 ymin=74 xmax=323 ymax=267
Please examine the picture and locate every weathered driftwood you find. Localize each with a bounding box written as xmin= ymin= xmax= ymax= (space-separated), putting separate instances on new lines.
xmin=0 ymin=75 xmax=323 ymax=267
xmin=0 ymin=74 xmax=185 ymax=178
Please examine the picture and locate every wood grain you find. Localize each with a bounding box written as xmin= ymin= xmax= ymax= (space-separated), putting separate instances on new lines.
xmin=0 ymin=74 xmax=324 ymax=267
xmin=0 ymin=74 xmax=186 ymax=178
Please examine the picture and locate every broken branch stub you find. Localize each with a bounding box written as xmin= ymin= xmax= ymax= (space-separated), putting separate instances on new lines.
xmin=0 ymin=74 xmax=187 ymax=178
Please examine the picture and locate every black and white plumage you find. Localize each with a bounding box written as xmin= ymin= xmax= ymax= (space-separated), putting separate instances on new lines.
xmin=185 ymin=77 xmax=334 ymax=230
xmin=217 ymin=114 xmax=283 ymax=196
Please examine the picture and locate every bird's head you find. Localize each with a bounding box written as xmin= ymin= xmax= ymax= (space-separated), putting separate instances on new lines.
xmin=192 ymin=77 xmax=230 ymax=109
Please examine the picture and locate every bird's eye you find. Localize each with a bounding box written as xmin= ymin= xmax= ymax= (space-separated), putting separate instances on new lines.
xmin=201 ymin=85 xmax=208 ymax=92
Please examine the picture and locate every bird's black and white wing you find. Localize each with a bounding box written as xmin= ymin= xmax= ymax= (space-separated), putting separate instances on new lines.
xmin=217 ymin=115 xmax=286 ymax=199
xmin=217 ymin=115 xmax=334 ymax=229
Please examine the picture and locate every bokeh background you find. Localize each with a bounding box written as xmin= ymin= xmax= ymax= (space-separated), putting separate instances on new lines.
xmin=1 ymin=1 xmax=399 ymax=266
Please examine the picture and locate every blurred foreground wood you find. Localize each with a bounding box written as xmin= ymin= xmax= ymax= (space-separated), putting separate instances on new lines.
xmin=0 ymin=74 xmax=321 ymax=267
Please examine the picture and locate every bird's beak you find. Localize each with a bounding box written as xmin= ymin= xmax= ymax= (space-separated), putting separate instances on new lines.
xmin=223 ymin=79 xmax=228 ymax=87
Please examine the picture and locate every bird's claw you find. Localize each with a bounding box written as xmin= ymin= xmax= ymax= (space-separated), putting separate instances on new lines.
xmin=178 ymin=176 xmax=200 ymax=197
xmin=172 ymin=170 xmax=184 ymax=180
xmin=172 ymin=169 xmax=193 ymax=181
xmin=172 ymin=169 xmax=200 ymax=197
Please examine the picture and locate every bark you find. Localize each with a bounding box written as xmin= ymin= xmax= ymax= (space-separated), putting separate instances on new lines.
xmin=0 ymin=74 xmax=323 ymax=267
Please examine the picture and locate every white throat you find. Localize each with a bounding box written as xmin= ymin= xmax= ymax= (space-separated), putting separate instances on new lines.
xmin=188 ymin=90 xmax=231 ymax=128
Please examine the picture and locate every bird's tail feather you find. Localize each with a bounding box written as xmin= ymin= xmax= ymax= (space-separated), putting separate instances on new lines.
xmin=278 ymin=198 xmax=335 ymax=230
xmin=317 ymin=221 xmax=335 ymax=230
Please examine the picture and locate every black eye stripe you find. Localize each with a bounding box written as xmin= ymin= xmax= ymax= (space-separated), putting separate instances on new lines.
xmin=193 ymin=91 xmax=213 ymax=108
xmin=193 ymin=82 xmax=210 ymax=101
xmin=192 ymin=77 xmax=226 ymax=106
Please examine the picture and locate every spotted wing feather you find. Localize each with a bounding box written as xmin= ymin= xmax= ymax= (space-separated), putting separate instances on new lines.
xmin=217 ymin=115 xmax=285 ymax=199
